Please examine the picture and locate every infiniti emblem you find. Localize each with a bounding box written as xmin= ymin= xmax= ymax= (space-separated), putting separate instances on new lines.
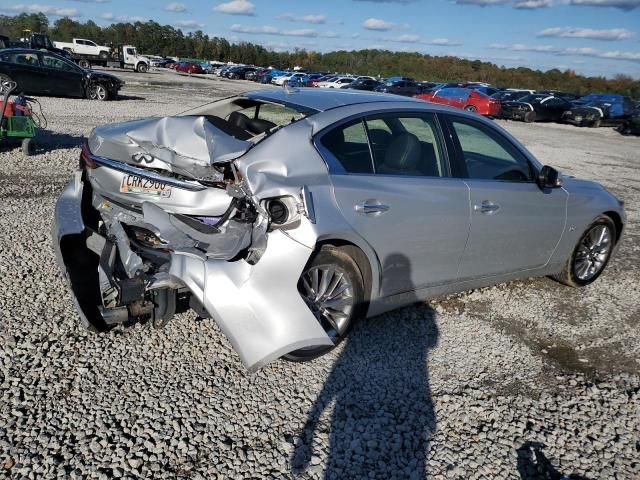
xmin=131 ymin=152 xmax=154 ymax=163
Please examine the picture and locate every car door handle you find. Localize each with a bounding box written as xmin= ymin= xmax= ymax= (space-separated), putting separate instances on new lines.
xmin=355 ymin=201 xmax=390 ymax=215
xmin=473 ymin=201 xmax=500 ymax=214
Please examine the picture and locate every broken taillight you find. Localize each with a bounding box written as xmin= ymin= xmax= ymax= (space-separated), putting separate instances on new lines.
xmin=80 ymin=141 xmax=98 ymax=169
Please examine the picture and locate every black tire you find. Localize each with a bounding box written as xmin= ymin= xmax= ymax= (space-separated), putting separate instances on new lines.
xmin=590 ymin=118 xmax=602 ymax=128
xmin=524 ymin=111 xmax=537 ymax=123
xmin=464 ymin=105 xmax=477 ymax=113
xmin=283 ymin=246 xmax=365 ymax=362
xmin=552 ymin=215 xmax=616 ymax=287
xmin=136 ymin=63 xmax=148 ymax=73
xmin=0 ymin=73 xmax=14 ymax=89
xmin=22 ymin=137 xmax=35 ymax=156
xmin=87 ymin=83 xmax=109 ymax=101
xmin=98 ymin=51 xmax=108 ymax=60
xmin=78 ymin=59 xmax=90 ymax=69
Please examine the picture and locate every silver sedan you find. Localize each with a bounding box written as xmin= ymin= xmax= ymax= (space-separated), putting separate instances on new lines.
xmin=52 ymin=88 xmax=626 ymax=371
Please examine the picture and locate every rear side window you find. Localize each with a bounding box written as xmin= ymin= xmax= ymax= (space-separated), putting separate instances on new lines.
xmin=446 ymin=116 xmax=533 ymax=182
xmin=10 ymin=53 xmax=39 ymax=66
xmin=367 ymin=114 xmax=446 ymax=177
xmin=320 ymin=119 xmax=374 ymax=174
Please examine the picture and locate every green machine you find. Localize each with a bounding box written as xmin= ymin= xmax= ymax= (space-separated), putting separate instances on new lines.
xmin=0 ymin=81 xmax=38 ymax=155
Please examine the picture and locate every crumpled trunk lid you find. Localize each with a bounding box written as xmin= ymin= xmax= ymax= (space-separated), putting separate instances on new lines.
xmin=88 ymin=115 xmax=252 ymax=181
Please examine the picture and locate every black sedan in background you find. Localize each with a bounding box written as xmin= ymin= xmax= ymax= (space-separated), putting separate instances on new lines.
xmin=500 ymin=93 xmax=573 ymax=123
xmin=341 ymin=78 xmax=382 ymax=91
xmin=0 ymin=48 xmax=123 ymax=100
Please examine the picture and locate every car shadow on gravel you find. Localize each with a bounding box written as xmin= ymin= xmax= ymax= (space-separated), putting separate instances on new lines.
xmin=31 ymin=131 xmax=86 ymax=153
xmin=291 ymin=254 xmax=438 ymax=479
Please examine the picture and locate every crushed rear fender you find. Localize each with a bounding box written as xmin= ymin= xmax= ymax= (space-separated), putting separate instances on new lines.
xmin=168 ymin=230 xmax=333 ymax=372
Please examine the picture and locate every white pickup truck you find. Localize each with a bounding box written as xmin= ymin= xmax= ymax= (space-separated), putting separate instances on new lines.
xmin=53 ymin=39 xmax=150 ymax=73
xmin=54 ymin=38 xmax=111 ymax=60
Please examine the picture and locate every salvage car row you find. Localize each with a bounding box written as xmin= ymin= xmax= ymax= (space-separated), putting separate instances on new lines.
xmin=178 ymin=64 xmax=640 ymax=134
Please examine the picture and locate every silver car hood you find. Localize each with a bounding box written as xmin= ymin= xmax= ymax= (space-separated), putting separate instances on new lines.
xmin=88 ymin=116 xmax=251 ymax=180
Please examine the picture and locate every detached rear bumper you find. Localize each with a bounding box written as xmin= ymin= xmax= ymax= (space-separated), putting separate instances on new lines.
xmin=52 ymin=173 xmax=332 ymax=371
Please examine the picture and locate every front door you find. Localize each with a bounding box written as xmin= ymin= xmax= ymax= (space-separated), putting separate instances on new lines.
xmin=317 ymin=111 xmax=471 ymax=296
xmin=40 ymin=53 xmax=85 ymax=97
xmin=442 ymin=114 xmax=567 ymax=279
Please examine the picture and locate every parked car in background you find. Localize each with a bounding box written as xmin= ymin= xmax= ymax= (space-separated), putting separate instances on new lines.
xmin=537 ymin=90 xmax=580 ymax=101
xmin=617 ymin=104 xmax=640 ymax=136
xmin=319 ymin=76 xmax=355 ymax=89
xmin=176 ymin=62 xmax=204 ymax=74
xmin=469 ymin=85 xmax=501 ymax=97
xmin=309 ymin=75 xmax=335 ymax=87
xmin=228 ymin=66 xmax=256 ymax=80
xmin=53 ymin=88 xmax=626 ymax=372
xmin=416 ymin=87 xmax=500 ymax=116
xmin=375 ymin=78 xmax=426 ymax=96
xmin=500 ymin=94 xmax=574 ymax=123
xmin=273 ymin=72 xmax=306 ymax=86
xmin=491 ymin=90 xmax=530 ymax=103
xmin=341 ymin=78 xmax=382 ymax=91
xmin=562 ymin=94 xmax=634 ymax=128
xmin=0 ymin=48 xmax=122 ymax=100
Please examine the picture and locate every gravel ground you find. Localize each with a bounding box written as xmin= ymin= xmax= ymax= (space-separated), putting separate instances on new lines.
xmin=1 ymin=69 xmax=639 ymax=479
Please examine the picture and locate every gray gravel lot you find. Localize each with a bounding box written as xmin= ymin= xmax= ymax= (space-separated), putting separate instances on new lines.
xmin=1 ymin=69 xmax=639 ymax=479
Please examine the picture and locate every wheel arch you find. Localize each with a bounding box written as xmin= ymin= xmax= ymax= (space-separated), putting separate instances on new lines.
xmin=603 ymin=210 xmax=624 ymax=243
xmin=312 ymin=238 xmax=378 ymax=314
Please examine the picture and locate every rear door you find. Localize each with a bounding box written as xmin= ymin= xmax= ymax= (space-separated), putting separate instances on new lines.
xmin=441 ymin=114 xmax=566 ymax=279
xmin=318 ymin=111 xmax=471 ymax=295
xmin=1 ymin=51 xmax=46 ymax=94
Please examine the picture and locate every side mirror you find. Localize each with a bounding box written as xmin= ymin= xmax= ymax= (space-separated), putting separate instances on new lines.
xmin=537 ymin=165 xmax=562 ymax=189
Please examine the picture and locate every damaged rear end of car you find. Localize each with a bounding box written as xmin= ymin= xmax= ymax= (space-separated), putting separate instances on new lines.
xmin=52 ymin=96 xmax=334 ymax=371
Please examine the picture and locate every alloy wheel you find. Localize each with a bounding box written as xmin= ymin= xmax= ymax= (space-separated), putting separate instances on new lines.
xmin=90 ymin=85 xmax=107 ymax=101
xmin=299 ymin=264 xmax=355 ymax=340
xmin=573 ymin=224 xmax=613 ymax=281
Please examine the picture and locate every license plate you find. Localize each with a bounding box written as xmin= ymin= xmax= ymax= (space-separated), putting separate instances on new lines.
xmin=120 ymin=174 xmax=171 ymax=198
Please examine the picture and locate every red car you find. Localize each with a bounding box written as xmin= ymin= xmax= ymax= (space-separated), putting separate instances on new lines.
xmin=416 ymin=87 xmax=500 ymax=116
xmin=176 ymin=62 xmax=204 ymax=74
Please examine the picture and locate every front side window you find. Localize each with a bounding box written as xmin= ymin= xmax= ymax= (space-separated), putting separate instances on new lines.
xmin=447 ymin=116 xmax=533 ymax=182
xmin=42 ymin=54 xmax=77 ymax=72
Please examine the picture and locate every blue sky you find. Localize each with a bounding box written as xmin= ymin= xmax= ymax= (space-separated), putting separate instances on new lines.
xmin=3 ymin=0 xmax=640 ymax=78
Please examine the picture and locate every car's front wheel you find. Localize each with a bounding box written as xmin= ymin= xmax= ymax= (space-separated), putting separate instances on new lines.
xmin=87 ymin=84 xmax=109 ymax=101
xmin=553 ymin=215 xmax=616 ymax=287
xmin=283 ymin=246 xmax=364 ymax=362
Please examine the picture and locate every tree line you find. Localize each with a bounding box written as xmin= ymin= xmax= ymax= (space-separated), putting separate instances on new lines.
xmin=1 ymin=12 xmax=638 ymax=98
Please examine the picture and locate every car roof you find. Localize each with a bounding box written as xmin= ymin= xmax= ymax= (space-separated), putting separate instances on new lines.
xmin=244 ymin=87 xmax=423 ymax=112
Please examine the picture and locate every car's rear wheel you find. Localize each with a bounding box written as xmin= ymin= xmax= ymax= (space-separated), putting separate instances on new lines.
xmin=283 ymin=247 xmax=364 ymax=362
xmin=590 ymin=118 xmax=602 ymax=128
xmin=552 ymin=215 xmax=616 ymax=287
xmin=78 ymin=59 xmax=90 ymax=69
xmin=464 ymin=105 xmax=477 ymax=113
xmin=524 ymin=111 xmax=537 ymax=123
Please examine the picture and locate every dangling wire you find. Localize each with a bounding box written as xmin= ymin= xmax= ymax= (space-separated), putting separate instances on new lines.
xmin=25 ymin=97 xmax=47 ymax=129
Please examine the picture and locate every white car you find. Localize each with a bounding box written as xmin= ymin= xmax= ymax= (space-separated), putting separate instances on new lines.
xmin=319 ymin=76 xmax=355 ymax=89
xmin=273 ymin=72 xmax=306 ymax=86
